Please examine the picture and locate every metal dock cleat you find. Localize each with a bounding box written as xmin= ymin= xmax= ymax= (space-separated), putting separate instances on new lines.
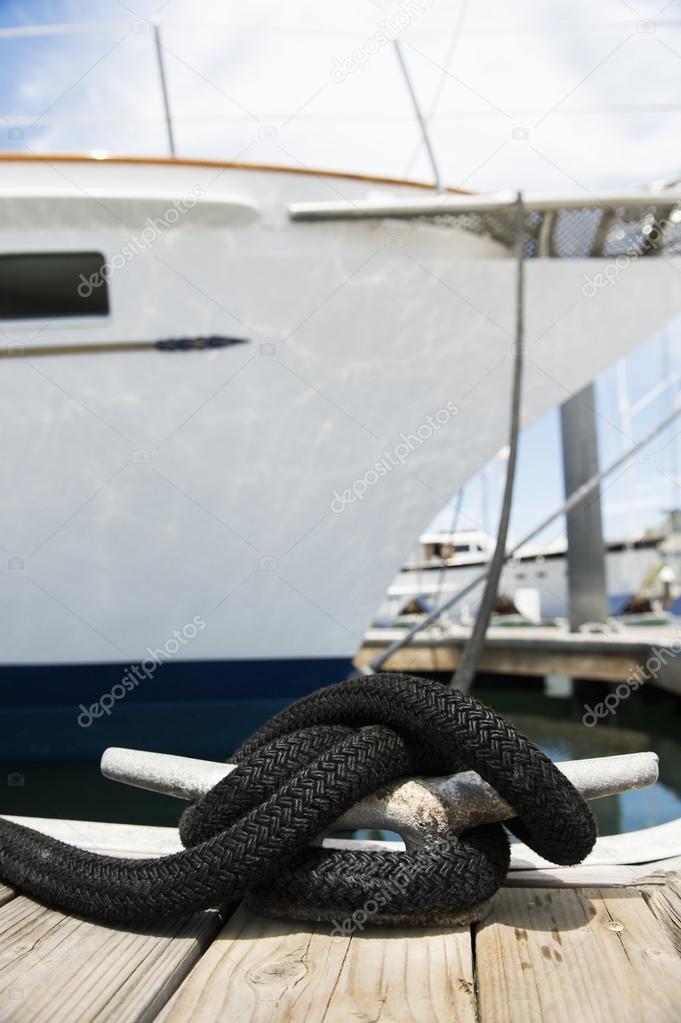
xmin=101 ymin=747 xmax=659 ymax=850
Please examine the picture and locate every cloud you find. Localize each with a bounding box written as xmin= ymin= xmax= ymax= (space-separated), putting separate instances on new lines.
xmin=2 ymin=0 xmax=681 ymax=189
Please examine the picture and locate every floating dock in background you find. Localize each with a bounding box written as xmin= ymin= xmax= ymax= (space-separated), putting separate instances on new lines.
xmin=356 ymin=624 xmax=681 ymax=692
xmin=1 ymin=817 xmax=681 ymax=1022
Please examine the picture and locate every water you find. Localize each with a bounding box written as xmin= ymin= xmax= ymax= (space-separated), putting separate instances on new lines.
xmin=484 ymin=688 xmax=681 ymax=836
xmin=1 ymin=686 xmax=680 ymax=837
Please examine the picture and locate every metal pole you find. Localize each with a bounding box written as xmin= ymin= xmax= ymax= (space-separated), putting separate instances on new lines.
xmin=289 ymin=191 xmax=681 ymax=222
xmin=663 ymin=332 xmax=681 ymax=526
xmin=450 ymin=193 xmax=525 ymax=692
xmin=153 ymin=22 xmax=176 ymax=158
xmin=365 ymin=397 xmax=681 ymax=673
xmin=393 ymin=40 xmax=442 ymax=193
xmin=560 ymin=384 xmax=609 ymax=629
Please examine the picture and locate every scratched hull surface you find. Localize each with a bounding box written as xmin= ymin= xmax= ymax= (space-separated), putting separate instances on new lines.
xmin=2 ymin=157 xmax=681 ymax=670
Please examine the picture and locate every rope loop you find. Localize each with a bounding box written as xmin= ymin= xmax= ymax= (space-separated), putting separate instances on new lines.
xmin=0 ymin=674 xmax=596 ymax=924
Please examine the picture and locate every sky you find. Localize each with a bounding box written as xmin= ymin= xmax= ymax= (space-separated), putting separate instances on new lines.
xmin=2 ymin=0 xmax=681 ymax=547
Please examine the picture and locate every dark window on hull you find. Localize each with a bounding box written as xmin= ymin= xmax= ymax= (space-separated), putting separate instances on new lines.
xmin=0 ymin=252 xmax=110 ymax=319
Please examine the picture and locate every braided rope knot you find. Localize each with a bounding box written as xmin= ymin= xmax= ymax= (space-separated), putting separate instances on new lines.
xmin=0 ymin=674 xmax=596 ymax=925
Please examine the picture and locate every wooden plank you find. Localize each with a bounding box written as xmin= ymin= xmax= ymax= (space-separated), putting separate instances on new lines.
xmin=0 ymin=894 xmax=224 ymax=1023
xmin=355 ymin=643 xmax=459 ymax=673
xmin=473 ymin=649 xmax=638 ymax=683
xmin=505 ymin=864 xmax=670 ymax=887
xmin=356 ymin=641 xmax=641 ymax=683
xmin=320 ymin=921 xmax=476 ymax=1023
xmin=0 ymin=884 xmax=16 ymax=907
xmin=157 ymin=906 xmax=476 ymax=1023
xmin=356 ymin=623 xmax=681 ymax=690
xmin=156 ymin=906 xmax=353 ymax=1023
xmin=642 ymin=878 xmax=681 ymax=954
xmin=475 ymin=887 xmax=681 ymax=1023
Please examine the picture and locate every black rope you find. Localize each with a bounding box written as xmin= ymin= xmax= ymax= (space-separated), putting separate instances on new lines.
xmin=0 ymin=674 xmax=596 ymax=925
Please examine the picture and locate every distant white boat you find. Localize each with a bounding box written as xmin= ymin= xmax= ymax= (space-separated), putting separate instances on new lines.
xmin=378 ymin=527 xmax=676 ymax=625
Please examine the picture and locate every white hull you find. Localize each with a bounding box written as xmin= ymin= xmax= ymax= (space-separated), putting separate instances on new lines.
xmin=2 ymin=157 xmax=681 ymax=665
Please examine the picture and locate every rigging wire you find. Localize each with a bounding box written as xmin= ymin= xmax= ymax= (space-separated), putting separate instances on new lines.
xmin=402 ymin=0 xmax=469 ymax=180
xmin=447 ymin=193 xmax=525 ymax=692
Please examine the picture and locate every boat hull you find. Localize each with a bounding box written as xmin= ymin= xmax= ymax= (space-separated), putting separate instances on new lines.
xmin=2 ymin=158 xmax=681 ymax=676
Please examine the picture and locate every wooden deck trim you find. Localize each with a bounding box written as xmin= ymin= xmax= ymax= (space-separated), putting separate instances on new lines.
xmin=0 ymin=152 xmax=470 ymax=195
xmin=356 ymin=623 xmax=681 ymax=691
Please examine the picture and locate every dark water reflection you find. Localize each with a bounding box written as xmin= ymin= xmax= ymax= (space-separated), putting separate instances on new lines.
xmin=1 ymin=687 xmax=680 ymax=837
xmin=483 ymin=688 xmax=681 ymax=836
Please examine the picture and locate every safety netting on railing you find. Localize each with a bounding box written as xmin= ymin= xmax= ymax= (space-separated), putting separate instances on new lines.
xmin=410 ymin=201 xmax=681 ymax=258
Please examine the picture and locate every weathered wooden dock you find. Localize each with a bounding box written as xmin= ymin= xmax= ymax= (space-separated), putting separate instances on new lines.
xmin=2 ymin=817 xmax=681 ymax=1022
xmin=357 ymin=623 xmax=681 ymax=692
